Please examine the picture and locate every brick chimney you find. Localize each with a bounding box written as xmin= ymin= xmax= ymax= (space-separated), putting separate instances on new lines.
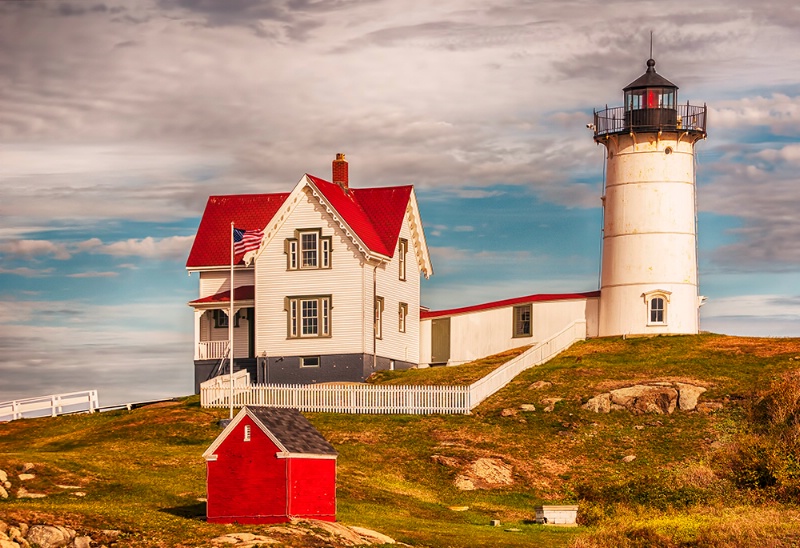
xmin=332 ymin=153 xmax=348 ymax=191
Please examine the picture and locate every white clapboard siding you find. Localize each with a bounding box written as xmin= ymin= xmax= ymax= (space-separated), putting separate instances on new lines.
xmin=374 ymin=207 xmax=421 ymax=365
xmin=0 ymin=390 xmax=99 ymax=422
xmin=199 ymin=270 xmax=254 ymax=298
xmin=255 ymin=188 xmax=368 ymax=357
xmin=199 ymin=311 xmax=251 ymax=358
xmin=200 ymin=320 xmax=586 ymax=414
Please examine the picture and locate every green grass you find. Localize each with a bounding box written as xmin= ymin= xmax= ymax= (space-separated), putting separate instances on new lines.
xmin=2 ymin=334 xmax=800 ymax=547
xmin=368 ymin=345 xmax=531 ymax=385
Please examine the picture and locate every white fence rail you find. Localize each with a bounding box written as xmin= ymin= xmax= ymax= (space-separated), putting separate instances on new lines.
xmin=202 ymin=383 xmax=471 ymax=414
xmin=0 ymin=390 xmax=99 ymax=422
xmin=200 ymin=320 xmax=586 ymax=414
xmin=468 ymin=320 xmax=586 ymax=408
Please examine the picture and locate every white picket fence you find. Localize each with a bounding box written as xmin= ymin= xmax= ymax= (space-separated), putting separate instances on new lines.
xmin=0 ymin=390 xmax=99 ymax=422
xmin=202 ymin=383 xmax=471 ymax=414
xmin=200 ymin=320 xmax=587 ymax=415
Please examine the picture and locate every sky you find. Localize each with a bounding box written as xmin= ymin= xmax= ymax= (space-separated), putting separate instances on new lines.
xmin=1 ymin=0 xmax=799 ymax=406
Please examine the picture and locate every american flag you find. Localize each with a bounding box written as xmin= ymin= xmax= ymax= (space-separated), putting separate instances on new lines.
xmin=233 ymin=227 xmax=265 ymax=256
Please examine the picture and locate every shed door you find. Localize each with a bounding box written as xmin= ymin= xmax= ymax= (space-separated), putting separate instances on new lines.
xmin=431 ymin=318 xmax=450 ymax=365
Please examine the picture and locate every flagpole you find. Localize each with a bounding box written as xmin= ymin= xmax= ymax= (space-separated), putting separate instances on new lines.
xmin=229 ymin=221 xmax=234 ymax=420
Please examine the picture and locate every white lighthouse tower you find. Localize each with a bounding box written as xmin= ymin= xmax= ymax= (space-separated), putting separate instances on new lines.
xmin=593 ymin=57 xmax=707 ymax=337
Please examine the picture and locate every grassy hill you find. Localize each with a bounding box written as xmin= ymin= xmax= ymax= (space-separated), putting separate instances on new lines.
xmin=2 ymin=334 xmax=800 ymax=547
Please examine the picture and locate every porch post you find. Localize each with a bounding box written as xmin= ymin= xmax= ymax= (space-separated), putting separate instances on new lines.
xmin=193 ymin=309 xmax=204 ymax=360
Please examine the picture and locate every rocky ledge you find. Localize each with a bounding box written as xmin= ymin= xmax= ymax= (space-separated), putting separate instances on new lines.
xmin=583 ymin=382 xmax=710 ymax=415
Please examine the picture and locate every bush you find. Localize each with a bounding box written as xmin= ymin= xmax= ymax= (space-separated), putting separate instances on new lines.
xmin=721 ymin=372 xmax=800 ymax=499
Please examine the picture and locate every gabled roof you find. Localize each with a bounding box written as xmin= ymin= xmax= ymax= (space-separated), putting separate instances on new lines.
xmin=307 ymin=175 xmax=412 ymax=258
xmin=421 ymin=291 xmax=601 ymax=319
xmin=186 ymin=193 xmax=289 ymax=269
xmin=186 ymin=175 xmax=427 ymax=271
xmin=189 ymin=285 xmax=254 ymax=305
xmin=203 ymin=406 xmax=338 ymax=460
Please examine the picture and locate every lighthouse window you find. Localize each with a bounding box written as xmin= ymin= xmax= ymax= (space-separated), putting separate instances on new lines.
xmin=649 ymin=298 xmax=665 ymax=324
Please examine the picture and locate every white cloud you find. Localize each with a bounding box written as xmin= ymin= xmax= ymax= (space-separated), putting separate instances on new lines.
xmin=67 ymin=271 xmax=120 ymax=278
xmin=0 ymin=239 xmax=71 ymax=260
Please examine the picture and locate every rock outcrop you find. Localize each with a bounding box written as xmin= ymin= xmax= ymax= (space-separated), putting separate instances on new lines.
xmin=583 ymin=382 xmax=709 ymax=415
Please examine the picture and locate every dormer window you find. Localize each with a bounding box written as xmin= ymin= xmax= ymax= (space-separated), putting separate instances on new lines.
xmin=643 ymin=290 xmax=671 ymax=326
xmin=286 ymin=229 xmax=331 ymax=270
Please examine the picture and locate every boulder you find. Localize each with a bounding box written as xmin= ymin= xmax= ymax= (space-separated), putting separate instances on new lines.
xmin=675 ymin=383 xmax=707 ymax=411
xmin=610 ymin=385 xmax=677 ymax=415
xmin=72 ymin=538 xmax=92 ymax=548
xmin=500 ymin=408 xmax=517 ymax=417
xmin=519 ymin=404 xmax=536 ymax=412
xmin=27 ymin=526 xmax=69 ymax=548
xmin=541 ymin=398 xmax=562 ymax=413
xmin=528 ymin=381 xmax=553 ymax=390
xmin=350 ymin=526 xmax=396 ymax=545
xmin=17 ymin=474 xmax=35 ymax=482
xmin=0 ymin=520 xmax=7 ymax=534
xmin=622 ymin=455 xmax=636 ymax=463
xmin=0 ymin=486 xmax=7 ymax=499
xmin=0 ymin=539 xmax=20 ymax=548
xmin=0 ymin=470 xmax=7 ymax=483
xmin=583 ymin=393 xmax=611 ymax=413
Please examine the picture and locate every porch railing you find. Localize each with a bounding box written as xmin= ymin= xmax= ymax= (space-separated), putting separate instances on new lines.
xmin=200 ymin=320 xmax=586 ymax=414
xmin=199 ymin=340 xmax=228 ymax=360
xmin=0 ymin=390 xmax=99 ymax=422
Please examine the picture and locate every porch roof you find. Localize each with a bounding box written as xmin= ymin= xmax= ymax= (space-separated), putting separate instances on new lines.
xmin=189 ymin=285 xmax=255 ymax=306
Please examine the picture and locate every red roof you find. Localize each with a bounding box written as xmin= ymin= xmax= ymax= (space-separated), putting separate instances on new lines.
xmin=187 ymin=194 xmax=289 ymax=268
xmin=187 ymin=175 xmax=413 ymax=268
xmin=189 ymin=285 xmax=255 ymax=305
xmin=420 ymin=291 xmax=601 ymax=319
xmin=307 ymin=175 xmax=412 ymax=257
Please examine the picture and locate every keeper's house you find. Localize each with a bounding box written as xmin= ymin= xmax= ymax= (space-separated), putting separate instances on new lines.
xmin=186 ymin=154 xmax=433 ymax=390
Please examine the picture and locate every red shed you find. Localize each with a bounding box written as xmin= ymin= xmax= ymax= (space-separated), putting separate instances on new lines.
xmin=203 ymin=406 xmax=338 ymax=524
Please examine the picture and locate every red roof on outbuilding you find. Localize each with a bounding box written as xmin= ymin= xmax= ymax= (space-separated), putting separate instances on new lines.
xmin=421 ymin=291 xmax=601 ymax=319
xmin=187 ymin=175 xmax=414 ymax=268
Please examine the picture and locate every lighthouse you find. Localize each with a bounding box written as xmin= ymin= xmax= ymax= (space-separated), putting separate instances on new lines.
xmin=593 ymin=57 xmax=707 ymax=337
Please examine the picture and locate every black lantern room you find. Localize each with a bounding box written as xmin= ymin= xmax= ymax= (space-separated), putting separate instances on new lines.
xmin=623 ymin=58 xmax=678 ymax=130
xmin=593 ymin=58 xmax=707 ymax=140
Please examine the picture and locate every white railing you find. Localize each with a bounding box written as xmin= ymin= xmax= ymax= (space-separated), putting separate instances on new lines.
xmin=467 ymin=320 xmax=586 ymax=409
xmin=199 ymin=320 xmax=586 ymax=415
xmin=199 ymin=340 xmax=229 ymax=360
xmin=0 ymin=390 xmax=99 ymax=422
xmin=202 ymin=382 xmax=470 ymax=414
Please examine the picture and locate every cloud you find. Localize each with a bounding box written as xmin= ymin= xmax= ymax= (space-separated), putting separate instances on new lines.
xmin=0 ymin=239 xmax=71 ymax=260
xmin=701 ymin=293 xmax=800 ymax=337
xmin=93 ymin=235 xmax=195 ymax=259
xmin=67 ymin=271 xmax=120 ymax=278
xmin=0 ymin=267 xmax=54 ymax=277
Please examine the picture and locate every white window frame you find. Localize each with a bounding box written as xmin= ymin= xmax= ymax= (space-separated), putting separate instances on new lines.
xmin=287 ymin=295 xmax=332 ymax=338
xmin=643 ymin=290 xmax=671 ymax=326
xmin=398 ymin=302 xmax=408 ymax=333
xmin=375 ymin=296 xmax=384 ymax=340
xmin=300 ymin=356 xmax=320 ymax=368
xmin=286 ymin=229 xmax=332 ymax=270
xmin=398 ymin=238 xmax=408 ymax=281
xmin=243 ymin=424 xmax=251 ymax=442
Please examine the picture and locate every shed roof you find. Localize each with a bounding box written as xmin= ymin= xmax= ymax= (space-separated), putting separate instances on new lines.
xmin=248 ymin=406 xmax=338 ymax=456
xmin=203 ymin=406 xmax=338 ymax=460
